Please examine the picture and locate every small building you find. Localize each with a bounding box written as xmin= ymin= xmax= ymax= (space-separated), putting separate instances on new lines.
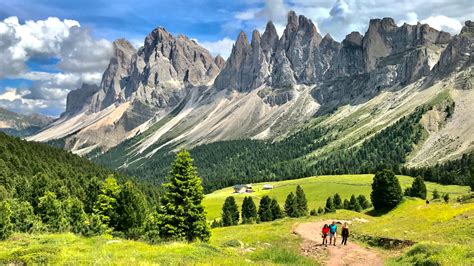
xmin=263 ymin=184 xmax=273 ymax=190
xmin=233 ymin=184 xmax=254 ymax=194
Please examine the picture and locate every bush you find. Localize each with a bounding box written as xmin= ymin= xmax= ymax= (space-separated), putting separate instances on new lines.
xmin=325 ymin=197 xmax=336 ymax=213
xmin=0 ymin=200 xmax=13 ymax=240
xmin=310 ymin=209 xmax=317 ymax=216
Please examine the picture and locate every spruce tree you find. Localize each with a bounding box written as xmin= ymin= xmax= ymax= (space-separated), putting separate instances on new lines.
xmin=270 ymin=198 xmax=284 ymax=220
xmin=0 ymin=200 xmax=13 ymax=240
xmin=241 ymin=197 xmax=258 ymax=224
xmin=116 ymin=181 xmax=147 ymax=232
xmin=64 ymin=197 xmax=87 ymax=234
xmin=317 ymin=206 xmax=325 ymax=215
xmin=333 ymin=193 xmax=342 ymax=209
xmin=443 ymin=193 xmax=450 ymax=203
xmin=93 ymin=176 xmax=121 ymax=229
xmin=432 ymin=189 xmax=440 ymax=199
xmin=354 ymin=201 xmax=362 ymax=212
xmin=325 ymin=197 xmax=336 ymax=213
xmin=371 ymin=170 xmax=403 ymax=210
xmin=221 ymin=196 xmax=239 ymax=226
xmin=10 ymin=199 xmax=35 ymax=233
xmin=349 ymin=195 xmax=358 ymax=210
xmin=159 ymin=150 xmax=210 ymax=242
xmin=284 ymin=192 xmax=298 ymax=217
xmin=343 ymin=199 xmax=350 ymax=209
xmin=295 ymin=185 xmax=308 ymax=216
xmin=408 ymin=176 xmax=427 ymax=199
xmin=37 ymin=191 xmax=68 ymax=232
xmin=357 ymin=195 xmax=371 ymax=209
xmin=258 ymin=195 xmax=273 ymax=222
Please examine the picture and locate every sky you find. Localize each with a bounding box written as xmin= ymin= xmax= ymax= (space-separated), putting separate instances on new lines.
xmin=0 ymin=0 xmax=472 ymax=117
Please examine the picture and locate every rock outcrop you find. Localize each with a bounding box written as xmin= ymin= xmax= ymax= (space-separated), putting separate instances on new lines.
xmin=64 ymin=83 xmax=101 ymax=116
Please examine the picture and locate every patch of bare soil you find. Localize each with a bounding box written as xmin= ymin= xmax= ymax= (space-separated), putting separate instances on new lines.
xmin=293 ymin=220 xmax=384 ymax=266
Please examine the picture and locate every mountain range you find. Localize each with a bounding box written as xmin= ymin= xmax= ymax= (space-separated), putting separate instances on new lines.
xmin=0 ymin=107 xmax=53 ymax=137
xmin=27 ymin=12 xmax=473 ymax=187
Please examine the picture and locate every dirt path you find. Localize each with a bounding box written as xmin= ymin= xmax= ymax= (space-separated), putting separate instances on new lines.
xmin=293 ymin=220 xmax=384 ymax=266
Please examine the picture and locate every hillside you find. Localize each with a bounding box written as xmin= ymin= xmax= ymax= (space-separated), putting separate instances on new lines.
xmin=1 ymin=176 xmax=472 ymax=265
xmin=0 ymin=108 xmax=52 ymax=137
xmin=26 ymin=14 xmax=474 ymax=190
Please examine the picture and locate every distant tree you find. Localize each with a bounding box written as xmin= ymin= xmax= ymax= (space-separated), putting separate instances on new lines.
xmin=142 ymin=211 xmax=161 ymax=243
xmin=357 ymin=195 xmax=371 ymax=209
xmin=221 ymin=196 xmax=239 ymax=226
xmin=295 ymin=185 xmax=308 ymax=216
xmin=349 ymin=195 xmax=358 ymax=210
xmin=407 ymin=176 xmax=427 ymax=199
xmin=258 ymin=195 xmax=274 ymax=222
xmin=310 ymin=209 xmax=317 ymax=216
xmin=325 ymin=197 xmax=336 ymax=213
xmin=116 ymin=181 xmax=148 ymax=232
xmin=284 ymin=192 xmax=298 ymax=217
xmin=317 ymin=206 xmax=325 ymax=215
xmin=354 ymin=201 xmax=362 ymax=212
xmin=371 ymin=170 xmax=403 ymax=210
xmin=443 ymin=193 xmax=450 ymax=203
xmin=93 ymin=176 xmax=121 ymax=229
xmin=10 ymin=199 xmax=35 ymax=233
xmin=343 ymin=199 xmax=350 ymax=209
xmin=270 ymin=198 xmax=284 ymax=220
xmin=64 ymin=197 xmax=87 ymax=234
xmin=432 ymin=189 xmax=440 ymax=199
xmin=0 ymin=201 xmax=13 ymax=240
xmin=159 ymin=150 xmax=210 ymax=242
xmin=333 ymin=193 xmax=342 ymax=209
xmin=241 ymin=197 xmax=258 ymax=224
xmin=210 ymin=219 xmax=222 ymax=229
xmin=37 ymin=191 xmax=68 ymax=232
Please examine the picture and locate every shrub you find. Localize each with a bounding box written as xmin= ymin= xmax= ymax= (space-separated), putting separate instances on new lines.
xmin=371 ymin=170 xmax=403 ymax=210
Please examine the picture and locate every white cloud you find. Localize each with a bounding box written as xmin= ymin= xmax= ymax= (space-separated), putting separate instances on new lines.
xmin=421 ymin=16 xmax=464 ymax=33
xmin=199 ymin=37 xmax=235 ymax=59
xmin=0 ymin=16 xmax=113 ymax=116
xmin=0 ymin=87 xmax=65 ymax=115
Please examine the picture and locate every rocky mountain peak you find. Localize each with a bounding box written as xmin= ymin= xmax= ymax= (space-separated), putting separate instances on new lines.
xmin=343 ymin=32 xmax=363 ymax=47
xmin=251 ymin=30 xmax=261 ymax=48
xmin=461 ymin=20 xmax=474 ymax=36
xmin=261 ymin=21 xmax=279 ymax=54
xmin=213 ymin=55 xmax=226 ymax=69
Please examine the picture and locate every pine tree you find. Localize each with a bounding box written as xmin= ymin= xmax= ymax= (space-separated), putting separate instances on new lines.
xmin=295 ymin=185 xmax=308 ymax=216
xmin=408 ymin=176 xmax=427 ymax=199
xmin=310 ymin=209 xmax=317 ymax=216
xmin=349 ymin=195 xmax=358 ymax=210
xmin=317 ymin=206 xmax=325 ymax=215
xmin=93 ymin=176 xmax=121 ymax=229
xmin=159 ymin=150 xmax=210 ymax=242
xmin=325 ymin=197 xmax=336 ymax=213
xmin=37 ymin=191 xmax=68 ymax=232
xmin=371 ymin=170 xmax=403 ymax=210
xmin=64 ymin=197 xmax=87 ymax=234
xmin=10 ymin=199 xmax=35 ymax=233
xmin=284 ymin=192 xmax=298 ymax=217
xmin=333 ymin=193 xmax=342 ymax=209
xmin=354 ymin=201 xmax=362 ymax=212
xmin=241 ymin=196 xmax=257 ymax=224
xmin=258 ymin=195 xmax=273 ymax=222
xmin=221 ymin=196 xmax=239 ymax=226
xmin=270 ymin=198 xmax=284 ymax=220
xmin=443 ymin=193 xmax=450 ymax=203
xmin=343 ymin=199 xmax=350 ymax=209
xmin=0 ymin=200 xmax=13 ymax=240
xmin=357 ymin=195 xmax=371 ymax=209
xmin=116 ymin=181 xmax=147 ymax=232
xmin=432 ymin=189 xmax=440 ymax=199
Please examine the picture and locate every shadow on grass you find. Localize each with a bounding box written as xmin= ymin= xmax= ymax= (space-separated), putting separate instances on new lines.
xmin=365 ymin=208 xmax=392 ymax=217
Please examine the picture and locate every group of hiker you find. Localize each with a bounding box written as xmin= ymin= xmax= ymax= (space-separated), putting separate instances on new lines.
xmin=321 ymin=221 xmax=349 ymax=247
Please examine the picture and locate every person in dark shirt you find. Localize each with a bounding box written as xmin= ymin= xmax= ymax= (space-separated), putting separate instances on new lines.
xmin=341 ymin=222 xmax=350 ymax=245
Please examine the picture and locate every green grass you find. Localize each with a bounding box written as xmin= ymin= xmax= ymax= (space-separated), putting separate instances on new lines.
xmin=203 ymin=174 xmax=470 ymax=221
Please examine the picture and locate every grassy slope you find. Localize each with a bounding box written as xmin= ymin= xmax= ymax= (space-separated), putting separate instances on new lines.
xmin=203 ymin=174 xmax=470 ymax=221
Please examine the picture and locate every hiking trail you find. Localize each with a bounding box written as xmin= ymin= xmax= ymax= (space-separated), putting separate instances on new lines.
xmin=293 ymin=220 xmax=384 ymax=266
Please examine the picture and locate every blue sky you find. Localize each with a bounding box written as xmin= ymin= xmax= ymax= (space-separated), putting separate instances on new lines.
xmin=0 ymin=0 xmax=472 ymax=117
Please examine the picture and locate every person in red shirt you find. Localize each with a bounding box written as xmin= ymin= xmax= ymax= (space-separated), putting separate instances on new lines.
xmin=322 ymin=224 xmax=330 ymax=247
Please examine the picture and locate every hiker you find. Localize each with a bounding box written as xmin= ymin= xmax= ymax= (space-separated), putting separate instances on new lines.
xmin=322 ymin=224 xmax=330 ymax=247
xmin=329 ymin=221 xmax=337 ymax=246
xmin=341 ymin=222 xmax=349 ymax=245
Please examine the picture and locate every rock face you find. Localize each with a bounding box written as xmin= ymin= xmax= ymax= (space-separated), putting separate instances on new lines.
xmin=64 ymin=83 xmax=101 ymax=116
xmin=0 ymin=107 xmax=53 ymax=137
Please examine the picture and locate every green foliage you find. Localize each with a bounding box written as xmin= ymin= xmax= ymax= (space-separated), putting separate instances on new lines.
xmin=309 ymin=209 xmax=317 ymax=216
xmin=432 ymin=189 xmax=440 ymax=199
xmin=333 ymin=193 xmax=342 ymax=209
xmin=116 ymin=181 xmax=147 ymax=233
xmin=317 ymin=206 xmax=325 ymax=215
xmin=159 ymin=150 xmax=210 ymax=242
xmin=357 ymin=195 xmax=371 ymax=209
xmin=349 ymin=195 xmax=358 ymax=210
xmin=354 ymin=201 xmax=362 ymax=212
xmin=258 ymin=195 xmax=274 ymax=222
xmin=37 ymin=192 xmax=68 ymax=233
xmin=325 ymin=197 xmax=336 ymax=213
xmin=443 ymin=193 xmax=450 ymax=203
xmin=343 ymin=199 xmax=350 ymax=209
xmin=406 ymin=176 xmax=427 ymax=199
xmin=64 ymin=198 xmax=87 ymax=234
xmin=284 ymin=192 xmax=298 ymax=218
xmin=241 ymin=196 xmax=257 ymax=224
xmin=10 ymin=199 xmax=35 ymax=233
xmin=142 ymin=211 xmax=161 ymax=244
xmin=93 ymin=177 xmax=121 ymax=229
xmin=221 ymin=196 xmax=239 ymax=226
xmin=0 ymin=200 xmax=13 ymax=240
xmin=270 ymin=198 xmax=284 ymax=220
xmin=371 ymin=170 xmax=403 ymax=210
xmin=295 ymin=185 xmax=308 ymax=216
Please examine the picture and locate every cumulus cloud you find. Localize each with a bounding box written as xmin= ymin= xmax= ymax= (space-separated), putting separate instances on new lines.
xmin=421 ymin=16 xmax=464 ymax=33
xmin=0 ymin=16 xmax=112 ymax=116
xmin=199 ymin=37 xmax=235 ymax=59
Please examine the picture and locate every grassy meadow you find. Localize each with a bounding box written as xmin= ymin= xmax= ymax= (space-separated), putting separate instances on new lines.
xmin=0 ymin=174 xmax=472 ymax=265
xmin=203 ymin=174 xmax=470 ymax=221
